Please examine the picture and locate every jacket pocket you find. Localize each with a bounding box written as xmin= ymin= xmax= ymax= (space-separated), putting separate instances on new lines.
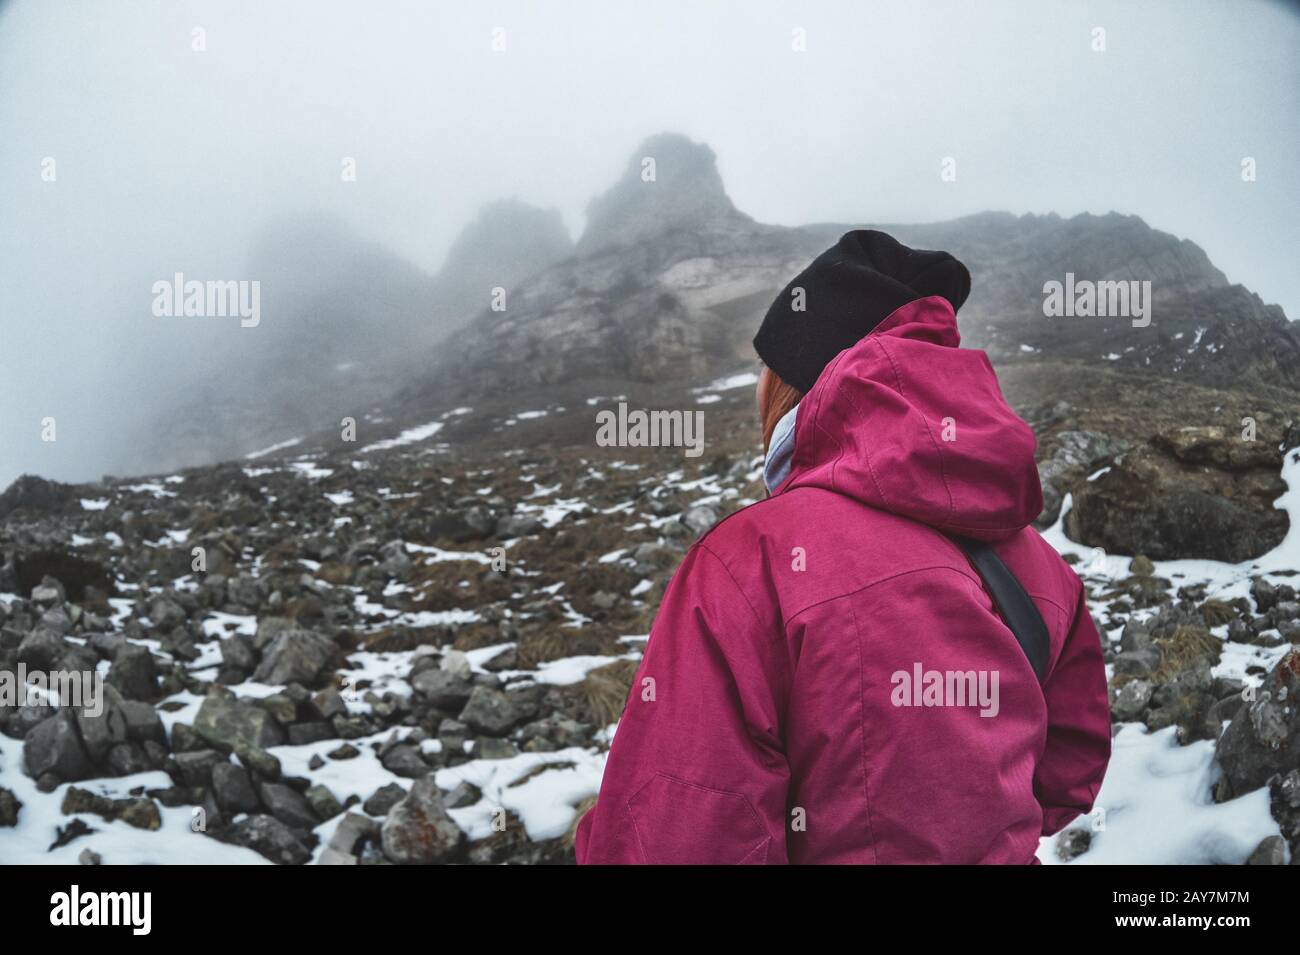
xmin=626 ymin=773 xmax=770 ymax=865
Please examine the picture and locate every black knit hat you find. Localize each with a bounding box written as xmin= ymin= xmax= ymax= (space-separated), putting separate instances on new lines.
xmin=753 ymin=230 xmax=971 ymax=393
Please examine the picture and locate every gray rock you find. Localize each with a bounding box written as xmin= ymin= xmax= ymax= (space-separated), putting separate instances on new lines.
xmin=257 ymin=693 xmax=298 ymax=725
xmin=316 ymin=812 xmax=378 ymax=865
xmin=495 ymin=513 xmax=544 ymax=538
xmin=258 ymin=782 xmax=318 ymax=831
xmin=473 ymin=737 xmax=518 ymax=759
xmin=1215 ymin=648 xmax=1300 ymax=797
xmin=444 ymin=781 xmax=481 ymax=809
xmin=254 ymin=616 xmax=296 ymax=651
xmin=39 ymin=608 xmax=73 ymax=636
xmin=381 ymin=775 xmax=463 ymax=865
xmin=1119 ymin=619 xmax=1153 ymax=653
xmin=458 ymin=685 xmax=521 ymax=736
xmin=380 ymin=743 xmax=430 ymax=778
xmin=0 ymin=787 xmax=22 ymax=826
xmin=1245 ymin=835 xmax=1287 ymax=865
xmin=287 ymin=722 xmax=334 ymax=746
xmin=17 ymin=628 xmax=66 ymax=671
xmin=310 ymin=687 xmax=348 ymax=720
xmin=306 ymin=784 xmax=342 ymax=821
xmin=380 ymin=540 xmax=414 ymax=580
xmin=440 ymin=650 xmax=473 ymax=681
xmin=522 ymin=713 xmax=594 ymax=748
xmin=680 ymin=505 xmax=718 ymax=537
xmin=173 ymin=749 xmax=225 ymax=787
xmin=107 ymin=644 xmax=158 ymax=701
xmin=412 ymin=667 xmax=474 ymax=710
xmin=1111 ymin=679 xmax=1154 ymax=722
xmin=105 ymin=742 xmax=149 ymax=776
xmin=437 ymin=719 xmax=471 ymax=753
xmin=234 ymin=743 xmax=282 ymax=780
xmin=1251 ymin=577 xmax=1280 ymax=613
xmin=193 ymin=694 xmax=287 ymax=752
xmin=220 ymin=634 xmax=257 ymax=671
xmin=363 ymin=782 xmax=408 ymax=816
xmin=1034 ymin=430 xmax=1131 ymax=528
xmin=119 ymin=700 xmax=166 ymax=745
xmin=147 ymin=596 xmax=186 ymax=630
xmin=1056 ymin=826 xmax=1092 ymax=862
xmin=226 ymin=814 xmax=313 ymax=865
xmin=1112 ymin=648 xmax=1161 ymax=679
xmin=252 ymin=629 xmax=335 ymax=686
xmin=24 ymin=710 xmax=95 ymax=781
xmin=31 ymin=576 xmax=66 ymax=606
xmin=211 ymin=761 xmax=260 ymax=813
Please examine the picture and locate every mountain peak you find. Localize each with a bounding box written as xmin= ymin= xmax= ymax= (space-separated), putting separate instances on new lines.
xmin=576 ymin=132 xmax=748 ymax=256
xmin=439 ymin=198 xmax=573 ymax=284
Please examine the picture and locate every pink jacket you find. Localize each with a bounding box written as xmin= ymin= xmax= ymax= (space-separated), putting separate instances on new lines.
xmin=576 ymin=296 xmax=1111 ymax=864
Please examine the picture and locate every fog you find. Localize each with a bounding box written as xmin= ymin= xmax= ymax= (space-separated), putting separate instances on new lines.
xmin=2 ymin=0 xmax=1298 ymax=490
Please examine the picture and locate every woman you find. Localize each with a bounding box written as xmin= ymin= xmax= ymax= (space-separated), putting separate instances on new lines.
xmin=576 ymin=230 xmax=1111 ymax=864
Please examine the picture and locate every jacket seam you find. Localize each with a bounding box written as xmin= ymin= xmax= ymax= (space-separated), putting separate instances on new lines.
xmin=626 ymin=771 xmax=770 ymax=864
xmin=696 ymin=540 xmax=768 ymax=636
xmin=782 ymin=563 xmax=985 ymax=630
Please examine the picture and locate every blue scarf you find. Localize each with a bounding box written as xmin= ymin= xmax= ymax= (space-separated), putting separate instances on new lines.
xmin=762 ymin=404 xmax=799 ymax=495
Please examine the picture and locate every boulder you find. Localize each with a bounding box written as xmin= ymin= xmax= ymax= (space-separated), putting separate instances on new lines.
xmin=252 ymin=629 xmax=335 ymax=686
xmin=257 ymin=782 xmax=319 ymax=831
xmin=193 ymin=694 xmax=287 ymax=752
xmin=1067 ymin=443 xmax=1287 ymax=563
xmin=24 ymin=710 xmax=95 ymax=781
xmin=458 ymin=685 xmax=521 ymax=736
xmin=211 ymin=761 xmax=260 ymax=814
xmin=226 ymin=814 xmax=313 ymax=865
xmin=107 ymin=644 xmax=158 ymax=701
xmin=380 ymin=775 xmax=463 ymax=864
xmin=1216 ymin=649 xmax=1300 ymax=797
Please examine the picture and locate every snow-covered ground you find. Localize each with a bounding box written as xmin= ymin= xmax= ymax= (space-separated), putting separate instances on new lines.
xmin=3 ymin=447 xmax=1297 ymax=864
xmin=1034 ymin=446 xmax=1300 ymax=863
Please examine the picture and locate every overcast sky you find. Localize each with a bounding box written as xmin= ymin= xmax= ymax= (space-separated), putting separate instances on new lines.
xmin=2 ymin=0 xmax=1298 ymax=488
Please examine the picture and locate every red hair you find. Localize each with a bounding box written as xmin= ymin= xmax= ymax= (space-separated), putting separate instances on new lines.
xmin=757 ymin=365 xmax=803 ymax=453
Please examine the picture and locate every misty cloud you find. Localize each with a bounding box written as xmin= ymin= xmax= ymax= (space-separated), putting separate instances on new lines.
xmin=1 ymin=0 xmax=1297 ymax=487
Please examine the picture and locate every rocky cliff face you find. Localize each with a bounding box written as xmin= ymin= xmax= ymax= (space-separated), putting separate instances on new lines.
xmin=575 ymin=132 xmax=756 ymax=256
xmin=120 ymin=132 xmax=1300 ymax=565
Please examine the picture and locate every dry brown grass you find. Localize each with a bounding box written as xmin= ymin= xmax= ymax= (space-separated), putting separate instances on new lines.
xmin=1198 ymin=598 xmax=1236 ymax=628
xmin=1153 ymin=624 xmax=1220 ymax=682
xmin=564 ymin=795 xmax=598 ymax=851
xmin=573 ymin=658 xmax=639 ymax=726
xmin=516 ymin=628 xmax=573 ymax=668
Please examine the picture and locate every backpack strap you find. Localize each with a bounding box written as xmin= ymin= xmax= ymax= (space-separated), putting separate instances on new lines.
xmin=947 ymin=535 xmax=1051 ymax=683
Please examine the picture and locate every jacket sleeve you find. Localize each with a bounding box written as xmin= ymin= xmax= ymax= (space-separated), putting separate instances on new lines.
xmin=1034 ymin=581 xmax=1112 ymax=836
xmin=575 ymin=542 xmax=791 ymax=864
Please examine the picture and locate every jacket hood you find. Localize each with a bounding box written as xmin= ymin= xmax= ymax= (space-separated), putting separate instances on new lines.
xmin=779 ymin=295 xmax=1042 ymax=540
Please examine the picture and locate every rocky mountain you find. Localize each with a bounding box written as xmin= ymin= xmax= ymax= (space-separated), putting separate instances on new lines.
xmin=4 ymin=130 xmax=1299 ymax=866
xmin=123 ymin=134 xmax=1300 ymax=569
xmin=128 ymin=204 xmax=574 ymax=476
xmin=393 ymin=135 xmax=1298 ymax=412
